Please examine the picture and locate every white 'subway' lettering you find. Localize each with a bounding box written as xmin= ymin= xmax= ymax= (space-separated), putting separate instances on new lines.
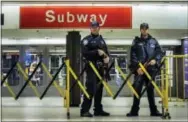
xmin=45 ymin=10 xmax=107 ymax=26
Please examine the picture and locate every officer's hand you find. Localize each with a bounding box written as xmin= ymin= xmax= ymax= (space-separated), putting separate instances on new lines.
xmin=148 ymin=60 xmax=156 ymax=66
xmin=98 ymin=49 xmax=106 ymax=56
xmin=103 ymin=56 xmax=110 ymax=64
xmin=137 ymin=68 xmax=144 ymax=75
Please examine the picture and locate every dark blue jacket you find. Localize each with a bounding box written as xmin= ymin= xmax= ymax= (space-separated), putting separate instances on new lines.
xmin=81 ymin=34 xmax=109 ymax=62
xmin=129 ymin=34 xmax=163 ymax=71
xmin=81 ymin=34 xmax=111 ymax=80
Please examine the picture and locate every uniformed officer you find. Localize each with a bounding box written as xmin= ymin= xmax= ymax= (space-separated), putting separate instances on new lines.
xmin=127 ymin=23 xmax=163 ymax=117
xmin=80 ymin=21 xmax=110 ymax=117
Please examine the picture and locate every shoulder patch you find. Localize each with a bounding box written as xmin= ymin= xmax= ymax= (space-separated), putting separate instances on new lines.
xmin=150 ymin=43 xmax=155 ymax=48
xmin=83 ymin=39 xmax=88 ymax=45
xmin=132 ymin=38 xmax=138 ymax=46
xmin=150 ymin=38 xmax=157 ymax=44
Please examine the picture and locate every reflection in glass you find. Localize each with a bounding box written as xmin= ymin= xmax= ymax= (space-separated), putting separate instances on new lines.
xmin=51 ymin=56 xmax=59 ymax=68
xmin=29 ymin=61 xmax=43 ymax=86
xmin=1 ymin=53 xmax=19 ymax=86
xmin=25 ymin=48 xmax=43 ymax=86
xmin=49 ymin=55 xmax=66 ymax=87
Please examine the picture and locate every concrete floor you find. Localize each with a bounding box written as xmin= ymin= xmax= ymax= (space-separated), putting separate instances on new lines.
xmin=1 ymin=97 xmax=188 ymax=121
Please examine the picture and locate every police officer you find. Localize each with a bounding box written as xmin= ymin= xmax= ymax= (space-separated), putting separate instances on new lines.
xmin=80 ymin=21 xmax=110 ymax=117
xmin=127 ymin=23 xmax=163 ymax=117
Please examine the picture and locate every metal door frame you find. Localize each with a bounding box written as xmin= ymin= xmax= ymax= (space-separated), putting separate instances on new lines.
xmin=1 ymin=45 xmax=66 ymax=97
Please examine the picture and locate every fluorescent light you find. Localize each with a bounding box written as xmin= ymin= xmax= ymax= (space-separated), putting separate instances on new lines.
xmin=158 ymin=39 xmax=181 ymax=45
xmin=2 ymin=3 xmax=186 ymax=7
xmin=181 ymin=37 xmax=188 ymax=39
xmin=2 ymin=50 xmax=19 ymax=53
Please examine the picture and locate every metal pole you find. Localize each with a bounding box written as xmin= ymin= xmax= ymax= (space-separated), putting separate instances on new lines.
xmin=66 ymin=59 xmax=70 ymax=119
xmin=176 ymin=57 xmax=179 ymax=102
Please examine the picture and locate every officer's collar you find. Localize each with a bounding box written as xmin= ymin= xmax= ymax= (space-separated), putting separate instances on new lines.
xmin=91 ymin=33 xmax=99 ymax=38
xmin=140 ymin=34 xmax=152 ymax=40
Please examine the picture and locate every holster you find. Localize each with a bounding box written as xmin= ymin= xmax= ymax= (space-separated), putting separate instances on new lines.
xmin=96 ymin=62 xmax=111 ymax=82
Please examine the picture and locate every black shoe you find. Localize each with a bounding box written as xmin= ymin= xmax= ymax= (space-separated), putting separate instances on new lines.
xmin=126 ymin=112 xmax=138 ymax=117
xmin=80 ymin=112 xmax=93 ymax=117
xmin=94 ymin=110 xmax=110 ymax=116
xmin=126 ymin=106 xmax=139 ymax=117
xmin=150 ymin=111 xmax=162 ymax=117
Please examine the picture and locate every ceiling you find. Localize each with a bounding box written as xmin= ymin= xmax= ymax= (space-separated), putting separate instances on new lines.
xmin=1 ymin=0 xmax=187 ymax=3
xmin=2 ymin=29 xmax=188 ymax=40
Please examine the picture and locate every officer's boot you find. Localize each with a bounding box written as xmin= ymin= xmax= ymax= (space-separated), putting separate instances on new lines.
xmin=150 ymin=105 xmax=162 ymax=117
xmin=126 ymin=106 xmax=139 ymax=117
xmin=94 ymin=110 xmax=110 ymax=116
xmin=80 ymin=111 xmax=93 ymax=117
xmin=94 ymin=107 xmax=110 ymax=116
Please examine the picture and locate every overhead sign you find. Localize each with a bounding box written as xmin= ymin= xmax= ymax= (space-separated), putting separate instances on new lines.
xmin=1 ymin=5 xmax=187 ymax=29
xmin=20 ymin=6 xmax=132 ymax=29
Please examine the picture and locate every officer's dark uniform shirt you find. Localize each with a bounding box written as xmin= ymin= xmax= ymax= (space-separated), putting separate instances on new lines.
xmin=80 ymin=33 xmax=111 ymax=114
xmin=129 ymin=34 xmax=163 ymax=71
xmin=81 ymin=34 xmax=109 ymax=62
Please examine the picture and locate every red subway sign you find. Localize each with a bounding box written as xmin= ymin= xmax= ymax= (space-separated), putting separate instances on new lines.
xmin=20 ymin=6 xmax=132 ymax=29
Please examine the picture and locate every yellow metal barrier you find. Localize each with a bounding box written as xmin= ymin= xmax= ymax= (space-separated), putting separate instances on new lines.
xmin=41 ymin=63 xmax=64 ymax=97
xmin=163 ymin=55 xmax=187 ymax=105
xmin=165 ymin=55 xmax=188 ymax=58
xmin=1 ymin=75 xmax=16 ymax=99
xmin=67 ymin=65 xmax=90 ymax=99
xmin=1 ymin=58 xmax=90 ymax=119
xmin=89 ymin=62 xmax=114 ymax=98
xmin=164 ymin=58 xmax=169 ymax=110
xmin=161 ymin=61 xmax=165 ymax=102
xmin=160 ymin=57 xmax=171 ymax=119
xmin=65 ymin=59 xmax=70 ymax=119
xmin=139 ymin=63 xmax=164 ymax=98
xmin=115 ymin=65 xmax=139 ymax=99
xmin=1 ymin=62 xmax=41 ymax=99
xmin=16 ymin=63 xmax=41 ymax=98
xmin=159 ymin=54 xmax=188 ymax=118
xmin=63 ymin=58 xmax=90 ymax=119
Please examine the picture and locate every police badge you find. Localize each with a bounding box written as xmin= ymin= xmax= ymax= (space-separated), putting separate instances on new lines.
xmin=150 ymin=43 xmax=155 ymax=48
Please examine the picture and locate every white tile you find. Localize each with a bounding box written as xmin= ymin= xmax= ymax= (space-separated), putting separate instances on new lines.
xmin=2 ymin=97 xmax=188 ymax=121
